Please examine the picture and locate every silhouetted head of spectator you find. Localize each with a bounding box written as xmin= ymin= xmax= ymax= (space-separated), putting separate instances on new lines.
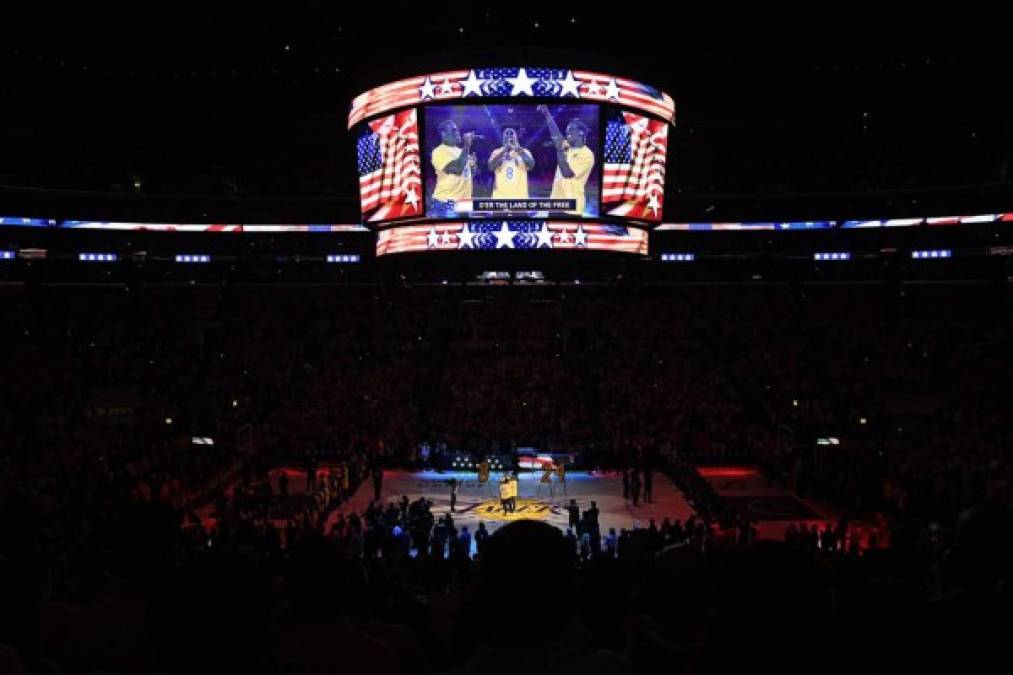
xmin=480 ymin=521 xmax=575 ymax=639
xmin=112 ymin=500 xmax=180 ymax=592
xmin=695 ymin=541 xmax=831 ymax=675
xmin=286 ymin=532 xmax=346 ymax=622
xmin=0 ymin=493 xmax=45 ymax=667
xmin=148 ymin=553 xmax=271 ymax=675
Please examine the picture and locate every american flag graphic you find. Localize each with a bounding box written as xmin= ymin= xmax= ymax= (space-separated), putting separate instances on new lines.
xmin=602 ymin=111 xmax=669 ymax=222
xmin=348 ymin=68 xmax=675 ymax=128
xmin=357 ymin=108 xmax=423 ymax=222
xmin=376 ymin=221 xmax=648 ymax=256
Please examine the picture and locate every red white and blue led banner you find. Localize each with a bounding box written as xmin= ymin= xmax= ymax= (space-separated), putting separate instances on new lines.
xmin=655 ymin=213 xmax=1013 ymax=230
xmin=0 ymin=217 xmax=58 ymax=227
xmin=351 ymin=68 xmax=674 ymax=227
xmin=656 ymin=221 xmax=836 ymax=231
xmin=348 ymin=68 xmax=676 ymax=129
xmin=375 ymin=221 xmax=649 ymax=256
xmin=0 ymin=219 xmax=368 ymax=232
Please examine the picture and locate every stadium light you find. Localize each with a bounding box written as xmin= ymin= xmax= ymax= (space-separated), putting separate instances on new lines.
xmin=911 ymin=249 xmax=952 ymax=259
xmin=79 ymin=253 xmax=118 ymax=262
xmin=813 ymin=252 xmax=851 ymax=261
xmin=0 ymin=250 xmax=15 ymax=260
xmin=175 ymin=254 xmax=212 ymax=263
xmin=660 ymin=253 xmax=695 ymax=262
xmin=326 ymin=254 xmax=360 ymax=263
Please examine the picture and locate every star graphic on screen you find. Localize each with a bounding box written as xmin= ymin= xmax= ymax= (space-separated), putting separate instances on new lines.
xmin=439 ymin=229 xmax=452 ymax=245
xmin=535 ymin=225 xmax=555 ymax=248
xmin=574 ymin=225 xmax=588 ymax=247
xmin=457 ymin=226 xmax=476 ymax=249
xmin=557 ymin=227 xmax=571 ymax=244
xmin=438 ymin=77 xmax=455 ymax=96
xmin=418 ymin=76 xmax=437 ymax=100
xmin=404 ymin=187 xmax=419 ymax=210
xmin=426 ymin=227 xmax=440 ymax=248
xmin=494 ymin=222 xmax=515 ymax=248
xmin=604 ymin=78 xmax=621 ymax=101
xmin=647 ymin=194 xmax=661 ymax=217
xmin=459 ymin=70 xmax=485 ymax=97
xmin=585 ymin=79 xmax=602 ymax=97
xmin=558 ymin=70 xmax=582 ymax=98
xmin=507 ymin=68 xmax=537 ymax=96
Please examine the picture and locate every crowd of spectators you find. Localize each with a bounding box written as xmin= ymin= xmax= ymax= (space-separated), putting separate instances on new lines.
xmin=1 ymin=280 xmax=1011 ymax=673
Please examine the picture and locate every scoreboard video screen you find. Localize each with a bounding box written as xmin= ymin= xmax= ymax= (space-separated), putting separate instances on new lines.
xmin=423 ymin=103 xmax=600 ymax=220
xmin=350 ymin=67 xmax=675 ymax=255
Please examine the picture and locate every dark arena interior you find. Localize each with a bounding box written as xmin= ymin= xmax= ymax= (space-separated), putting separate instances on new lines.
xmin=2 ymin=4 xmax=1012 ymax=674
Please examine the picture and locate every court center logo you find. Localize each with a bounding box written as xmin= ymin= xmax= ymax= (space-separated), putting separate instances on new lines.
xmin=458 ymin=497 xmax=560 ymax=521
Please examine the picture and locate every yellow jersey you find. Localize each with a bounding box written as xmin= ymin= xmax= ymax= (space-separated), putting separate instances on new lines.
xmin=490 ymin=148 xmax=529 ymax=199
xmin=431 ymin=144 xmax=473 ymax=202
xmin=550 ymin=145 xmax=595 ymax=215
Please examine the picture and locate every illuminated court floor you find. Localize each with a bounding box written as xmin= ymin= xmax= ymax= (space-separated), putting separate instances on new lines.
xmin=329 ymin=470 xmax=695 ymax=537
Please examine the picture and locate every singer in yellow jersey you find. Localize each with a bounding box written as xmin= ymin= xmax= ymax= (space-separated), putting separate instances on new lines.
xmin=487 ymin=128 xmax=534 ymax=199
xmin=430 ymin=120 xmax=477 ymax=217
xmin=537 ymin=105 xmax=595 ymax=215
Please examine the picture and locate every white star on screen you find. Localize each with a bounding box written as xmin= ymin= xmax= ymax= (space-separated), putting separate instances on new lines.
xmin=574 ymin=225 xmax=588 ymax=247
xmin=507 ymin=68 xmax=537 ymax=96
xmin=440 ymin=230 xmax=452 ymax=245
xmin=426 ymin=228 xmax=440 ymax=248
xmin=647 ymin=194 xmax=661 ymax=217
xmin=604 ymin=78 xmax=621 ymax=101
xmin=558 ymin=70 xmax=582 ymax=98
xmin=403 ymin=187 xmax=419 ymax=209
xmin=585 ymin=79 xmax=602 ymax=97
xmin=494 ymin=222 xmax=515 ymax=248
xmin=418 ymin=76 xmax=437 ymax=100
xmin=535 ymin=225 xmax=555 ymax=248
xmin=438 ymin=77 xmax=455 ymax=96
xmin=457 ymin=226 xmax=476 ymax=249
xmin=459 ymin=70 xmax=485 ymax=97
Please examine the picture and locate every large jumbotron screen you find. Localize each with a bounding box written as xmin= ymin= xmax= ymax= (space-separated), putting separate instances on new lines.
xmin=349 ymin=68 xmax=675 ymax=255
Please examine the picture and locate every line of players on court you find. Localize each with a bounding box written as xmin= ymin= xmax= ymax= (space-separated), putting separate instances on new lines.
xmin=430 ymin=105 xmax=595 ymax=216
